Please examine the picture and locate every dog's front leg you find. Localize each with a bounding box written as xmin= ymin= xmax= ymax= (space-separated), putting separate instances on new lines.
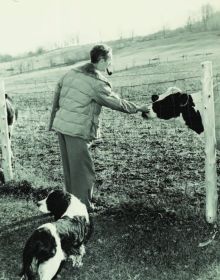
xmin=69 ymin=245 xmax=85 ymax=268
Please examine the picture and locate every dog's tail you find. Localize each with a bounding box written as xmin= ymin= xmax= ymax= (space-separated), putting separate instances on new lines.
xmin=19 ymin=228 xmax=56 ymax=280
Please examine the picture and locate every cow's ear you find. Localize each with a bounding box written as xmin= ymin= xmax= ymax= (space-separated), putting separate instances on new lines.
xmin=179 ymin=93 xmax=188 ymax=107
xmin=152 ymin=95 xmax=159 ymax=102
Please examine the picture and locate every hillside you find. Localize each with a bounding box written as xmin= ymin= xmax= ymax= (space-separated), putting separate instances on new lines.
xmin=0 ymin=30 xmax=219 ymax=78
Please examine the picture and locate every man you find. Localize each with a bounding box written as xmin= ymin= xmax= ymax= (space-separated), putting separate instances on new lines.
xmin=49 ymin=44 xmax=148 ymax=210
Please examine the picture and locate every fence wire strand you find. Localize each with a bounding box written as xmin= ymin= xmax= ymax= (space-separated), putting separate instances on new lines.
xmin=1 ymin=70 xmax=219 ymax=206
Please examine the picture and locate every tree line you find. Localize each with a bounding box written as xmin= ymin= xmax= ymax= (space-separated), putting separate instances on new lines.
xmin=185 ymin=4 xmax=220 ymax=32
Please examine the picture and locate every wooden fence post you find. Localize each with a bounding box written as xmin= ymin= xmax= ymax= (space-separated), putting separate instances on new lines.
xmin=201 ymin=61 xmax=217 ymax=223
xmin=0 ymin=80 xmax=13 ymax=181
xmin=214 ymin=79 xmax=220 ymax=150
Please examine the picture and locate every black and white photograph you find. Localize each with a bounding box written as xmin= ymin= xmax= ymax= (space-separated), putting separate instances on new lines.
xmin=0 ymin=0 xmax=220 ymax=279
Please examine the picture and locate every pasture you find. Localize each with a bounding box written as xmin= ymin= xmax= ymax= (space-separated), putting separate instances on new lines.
xmin=1 ymin=53 xmax=220 ymax=279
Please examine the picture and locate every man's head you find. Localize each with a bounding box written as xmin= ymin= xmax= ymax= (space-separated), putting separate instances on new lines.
xmin=90 ymin=44 xmax=112 ymax=74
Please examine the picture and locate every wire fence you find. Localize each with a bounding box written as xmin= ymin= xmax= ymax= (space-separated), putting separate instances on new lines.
xmin=1 ymin=67 xmax=220 ymax=209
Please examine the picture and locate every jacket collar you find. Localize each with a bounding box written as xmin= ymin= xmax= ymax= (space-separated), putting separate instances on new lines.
xmin=73 ymin=63 xmax=111 ymax=87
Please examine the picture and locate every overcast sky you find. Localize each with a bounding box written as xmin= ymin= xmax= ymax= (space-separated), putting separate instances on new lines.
xmin=1 ymin=0 xmax=220 ymax=55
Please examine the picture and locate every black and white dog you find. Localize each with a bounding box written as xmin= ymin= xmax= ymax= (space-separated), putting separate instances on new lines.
xmin=20 ymin=190 xmax=92 ymax=280
xmin=142 ymin=87 xmax=204 ymax=134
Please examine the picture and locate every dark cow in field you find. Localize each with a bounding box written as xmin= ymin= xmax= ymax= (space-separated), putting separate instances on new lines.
xmin=142 ymin=87 xmax=204 ymax=134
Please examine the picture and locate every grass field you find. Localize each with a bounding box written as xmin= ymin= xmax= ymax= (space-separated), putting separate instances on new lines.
xmin=1 ymin=38 xmax=220 ymax=279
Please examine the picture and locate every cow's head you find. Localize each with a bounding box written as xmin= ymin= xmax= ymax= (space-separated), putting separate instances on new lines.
xmin=143 ymin=87 xmax=204 ymax=134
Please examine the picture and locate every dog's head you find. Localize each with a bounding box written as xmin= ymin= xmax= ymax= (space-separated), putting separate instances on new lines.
xmin=37 ymin=190 xmax=89 ymax=222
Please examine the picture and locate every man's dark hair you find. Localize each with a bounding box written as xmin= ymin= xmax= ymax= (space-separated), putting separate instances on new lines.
xmin=90 ymin=44 xmax=112 ymax=63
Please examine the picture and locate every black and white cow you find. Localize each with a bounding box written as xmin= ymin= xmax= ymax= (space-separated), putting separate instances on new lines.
xmin=142 ymin=87 xmax=204 ymax=134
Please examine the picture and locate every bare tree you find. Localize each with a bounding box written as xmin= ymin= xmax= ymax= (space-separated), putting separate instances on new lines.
xmin=162 ymin=25 xmax=167 ymax=38
xmin=186 ymin=16 xmax=193 ymax=32
xmin=76 ymin=34 xmax=80 ymax=45
xmin=131 ymin=30 xmax=135 ymax=40
xmin=201 ymin=4 xmax=214 ymax=30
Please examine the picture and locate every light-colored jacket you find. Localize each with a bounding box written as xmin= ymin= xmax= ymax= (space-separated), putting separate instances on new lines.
xmin=49 ymin=63 xmax=138 ymax=142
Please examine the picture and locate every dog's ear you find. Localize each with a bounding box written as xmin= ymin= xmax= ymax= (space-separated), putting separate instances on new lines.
xmin=152 ymin=95 xmax=159 ymax=102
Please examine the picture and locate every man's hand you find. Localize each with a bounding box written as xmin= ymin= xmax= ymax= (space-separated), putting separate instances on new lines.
xmin=137 ymin=104 xmax=149 ymax=113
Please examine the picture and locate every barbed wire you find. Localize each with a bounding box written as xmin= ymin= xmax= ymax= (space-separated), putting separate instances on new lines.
xmin=2 ymin=70 xmax=220 ymax=196
xmin=116 ymin=75 xmax=201 ymax=90
xmin=110 ymin=70 xmax=199 ymax=79
xmin=7 ymin=90 xmax=53 ymax=95
xmin=4 ymin=74 xmax=203 ymax=97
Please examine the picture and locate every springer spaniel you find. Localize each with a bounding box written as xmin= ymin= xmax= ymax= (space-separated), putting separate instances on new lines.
xmin=19 ymin=190 xmax=93 ymax=280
